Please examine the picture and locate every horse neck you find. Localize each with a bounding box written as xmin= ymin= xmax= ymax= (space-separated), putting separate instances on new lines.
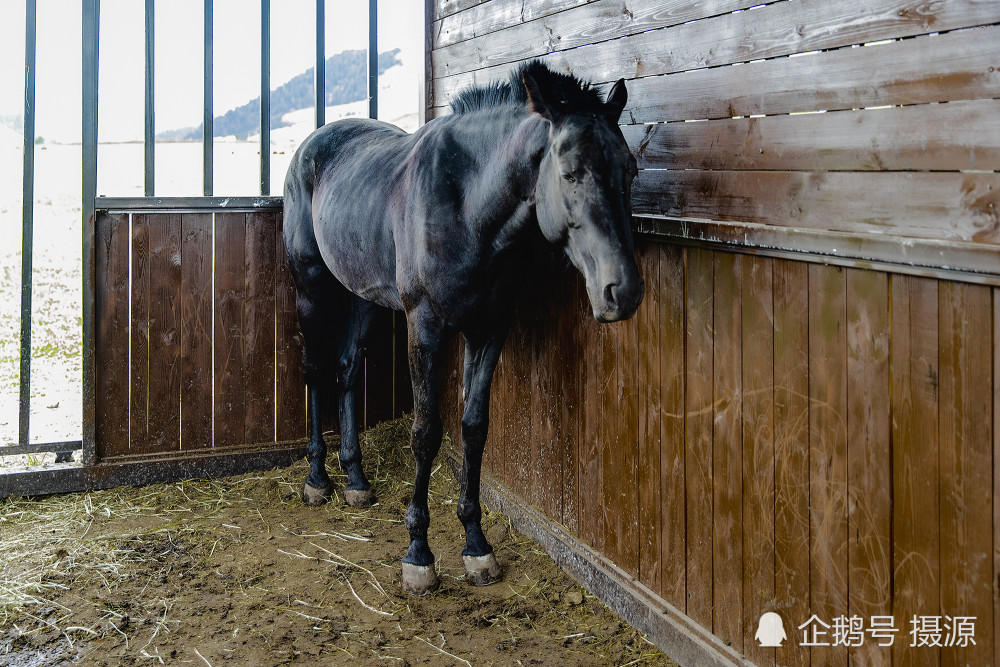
xmin=458 ymin=112 xmax=549 ymax=250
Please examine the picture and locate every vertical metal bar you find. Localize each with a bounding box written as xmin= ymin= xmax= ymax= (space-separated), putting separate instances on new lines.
xmin=82 ymin=0 xmax=100 ymax=465
xmin=314 ymin=0 xmax=324 ymax=129
xmin=144 ymin=0 xmax=154 ymax=196
xmin=203 ymin=0 xmax=213 ymax=196
xmin=368 ymin=0 xmax=377 ymax=119
xmin=18 ymin=0 xmax=37 ymax=446
xmin=260 ymin=0 xmax=270 ymax=195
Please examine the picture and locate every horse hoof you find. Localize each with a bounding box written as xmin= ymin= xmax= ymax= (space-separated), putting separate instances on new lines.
xmin=401 ymin=562 xmax=439 ymax=596
xmin=463 ymin=553 xmax=502 ymax=586
xmin=302 ymin=482 xmax=332 ymax=506
xmin=344 ymin=488 xmax=375 ymax=507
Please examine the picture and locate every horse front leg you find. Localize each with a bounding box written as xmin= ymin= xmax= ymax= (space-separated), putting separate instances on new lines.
xmin=457 ymin=328 xmax=507 ymax=586
xmin=400 ymin=305 xmax=445 ymax=595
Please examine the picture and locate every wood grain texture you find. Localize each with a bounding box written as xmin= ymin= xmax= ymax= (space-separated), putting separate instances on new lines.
xmin=684 ymin=246 xmax=714 ymax=629
xmin=94 ymin=213 xmax=130 ymax=459
xmin=994 ymin=288 xmax=999 ymax=667
xmin=808 ymin=263 xmax=848 ymax=666
xmin=773 ymin=259 xmax=809 ymax=667
xmin=740 ymin=255 xmax=774 ymax=667
xmin=621 ymin=26 xmax=1000 ymax=123
xmin=658 ymin=243 xmax=686 ymax=608
xmin=214 ymin=213 xmax=247 ymax=448
xmin=129 ymin=216 xmax=150 ymax=451
xmin=613 ymin=282 xmax=640 ymax=578
xmin=712 ymin=251 xmax=742 ymax=650
xmin=625 ymin=99 xmax=1000 ymax=173
xmin=244 ymin=211 xmax=277 ymax=445
xmin=636 ymin=242 xmax=662 ymax=592
xmin=890 ymin=275 xmax=940 ymax=667
xmin=845 ymin=269 xmax=891 ymax=666
xmin=938 ymin=281 xmax=993 ymax=667
xmin=530 ymin=256 xmax=561 ymax=521
xmin=579 ymin=284 xmax=607 ymax=551
xmin=632 ymin=170 xmax=1000 ymax=245
xmin=180 ymin=213 xmax=214 ymax=450
xmin=434 ymin=0 xmax=595 ymax=49
xmin=274 ymin=214 xmax=306 ymax=441
xmin=146 ymin=213 xmax=183 ymax=453
xmin=558 ymin=271 xmax=582 ymax=533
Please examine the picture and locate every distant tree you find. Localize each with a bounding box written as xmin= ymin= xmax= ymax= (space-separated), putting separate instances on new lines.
xmin=158 ymin=48 xmax=402 ymax=141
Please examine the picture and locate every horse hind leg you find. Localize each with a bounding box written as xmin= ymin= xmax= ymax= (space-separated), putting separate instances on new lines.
xmin=335 ymin=295 xmax=378 ymax=507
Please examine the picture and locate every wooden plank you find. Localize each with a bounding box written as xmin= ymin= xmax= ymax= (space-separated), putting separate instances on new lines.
xmin=740 ymin=255 xmax=774 ymax=667
xmin=146 ymin=213 xmax=183 ymax=453
xmin=636 ymin=242 xmax=662 ymax=592
xmin=808 ymin=263 xmax=848 ymax=666
xmin=274 ymin=213 xmax=306 ymax=442
xmin=214 ymin=213 xmax=247 ymax=448
xmin=434 ymin=0 xmax=595 ymax=49
xmin=435 ymin=0 xmax=490 ymax=22
xmin=845 ymin=269 xmax=891 ymax=666
xmin=244 ymin=211 xmax=276 ymax=445
xmin=890 ymin=275 xmax=940 ymax=667
xmin=632 ymin=170 xmax=1000 ymax=246
xmin=530 ymin=254 xmax=560 ymax=521
xmin=94 ymin=212 xmax=130 ymax=459
xmin=558 ymin=270 xmax=583 ymax=533
xmin=597 ymin=300 xmax=620 ymax=559
xmin=712 ymin=251 xmax=742 ymax=651
xmin=578 ymin=280 xmax=606 ymax=550
xmin=508 ymin=305 xmax=534 ymax=502
xmin=625 ymin=98 xmax=1000 ymax=173
xmin=994 ymin=287 xmax=999 ymax=667
xmin=772 ymin=259 xmax=809 ymax=667
xmin=432 ymin=0 xmax=1000 ymax=104
xmin=180 ymin=213 xmax=213 ymax=450
xmin=684 ymin=246 xmax=714 ymax=629
xmin=622 ymin=26 xmax=1000 ymax=123
xmin=364 ymin=307 xmax=395 ymax=429
xmin=659 ymin=243 xmax=686 ymax=608
xmin=938 ymin=281 xmax=993 ymax=667
xmin=129 ymin=215 xmax=150 ymax=450
xmin=613 ymin=275 xmax=640 ymax=577
xmin=432 ymin=0 xmax=764 ymax=78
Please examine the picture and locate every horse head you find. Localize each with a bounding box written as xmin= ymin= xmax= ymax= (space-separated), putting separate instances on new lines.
xmin=523 ymin=67 xmax=644 ymax=323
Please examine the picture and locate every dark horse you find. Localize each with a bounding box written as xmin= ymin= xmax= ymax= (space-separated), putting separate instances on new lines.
xmin=283 ymin=61 xmax=643 ymax=595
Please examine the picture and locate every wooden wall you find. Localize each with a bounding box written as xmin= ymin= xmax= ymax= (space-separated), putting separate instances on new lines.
xmin=429 ymin=0 xmax=1000 ymax=665
xmin=94 ymin=209 xmax=409 ymax=461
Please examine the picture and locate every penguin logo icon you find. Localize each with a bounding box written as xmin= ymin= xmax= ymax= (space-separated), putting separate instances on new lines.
xmin=755 ymin=612 xmax=787 ymax=647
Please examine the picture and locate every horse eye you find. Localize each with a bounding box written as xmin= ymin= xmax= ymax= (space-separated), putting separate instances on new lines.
xmin=561 ymin=172 xmax=576 ymax=183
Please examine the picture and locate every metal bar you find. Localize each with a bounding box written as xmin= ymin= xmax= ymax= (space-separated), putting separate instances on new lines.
xmin=144 ymin=0 xmax=154 ymax=196
xmin=18 ymin=0 xmax=37 ymax=447
xmin=0 ymin=444 xmax=306 ymax=499
xmin=82 ymin=0 xmax=100 ymax=466
xmin=1 ymin=441 xmax=83 ymax=457
xmin=314 ymin=0 xmax=325 ymax=128
xmin=368 ymin=0 xmax=377 ymax=119
xmin=203 ymin=0 xmax=213 ymax=196
xmin=419 ymin=0 xmax=433 ymax=125
xmin=260 ymin=0 xmax=270 ymax=195
xmin=95 ymin=196 xmax=282 ymax=211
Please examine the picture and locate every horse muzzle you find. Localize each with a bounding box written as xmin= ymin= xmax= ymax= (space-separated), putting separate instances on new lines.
xmin=593 ymin=275 xmax=644 ymax=323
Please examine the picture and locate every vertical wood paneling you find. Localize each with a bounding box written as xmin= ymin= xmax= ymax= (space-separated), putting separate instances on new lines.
xmin=685 ymin=246 xmax=714 ymax=629
xmin=712 ymin=252 xmax=743 ymax=650
xmin=509 ymin=309 xmax=534 ymax=503
xmin=146 ymin=213 xmax=183 ymax=452
xmin=808 ymin=263 xmax=848 ymax=667
xmin=615 ymin=281 xmax=640 ymax=577
xmin=214 ymin=213 xmax=247 ymax=448
xmin=95 ymin=213 xmax=130 ymax=459
xmin=244 ymin=211 xmax=277 ymax=444
xmin=129 ymin=216 xmax=150 ymax=450
xmin=558 ymin=272 xmax=582 ymax=534
xmin=597 ymin=303 xmax=620 ymax=559
xmin=939 ymin=282 xmax=993 ymax=667
xmin=275 ymin=215 xmax=306 ymax=441
xmin=741 ymin=255 xmax=774 ymax=667
xmin=579 ymin=289 xmax=606 ymax=550
xmin=637 ymin=243 xmax=662 ymax=592
xmin=994 ymin=287 xmax=999 ymax=667
xmin=659 ymin=244 xmax=686 ymax=608
xmin=891 ymin=275 xmax=940 ymax=667
xmin=773 ymin=259 xmax=809 ymax=667
xmin=845 ymin=269 xmax=891 ymax=666
xmin=180 ymin=213 xmax=213 ymax=450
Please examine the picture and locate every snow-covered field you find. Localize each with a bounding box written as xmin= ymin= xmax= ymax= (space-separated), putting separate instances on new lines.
xmin=1 ymin=62 xmax=420 ymax=461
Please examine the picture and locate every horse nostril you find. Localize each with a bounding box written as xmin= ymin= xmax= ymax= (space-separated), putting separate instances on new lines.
xmin=604 ymin=283 xmax=619 ymax=309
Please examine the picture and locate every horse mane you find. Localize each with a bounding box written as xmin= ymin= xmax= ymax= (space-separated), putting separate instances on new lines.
xmin=449 ymin=60 xmax=605 ymax=115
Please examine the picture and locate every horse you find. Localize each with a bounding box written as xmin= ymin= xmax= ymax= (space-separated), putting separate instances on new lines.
xmin=283 ymin=60 xmax=644 ymax=595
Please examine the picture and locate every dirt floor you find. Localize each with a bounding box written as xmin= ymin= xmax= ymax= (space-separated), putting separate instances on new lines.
xmin=1 ymin=417 xmax=673 ymax=666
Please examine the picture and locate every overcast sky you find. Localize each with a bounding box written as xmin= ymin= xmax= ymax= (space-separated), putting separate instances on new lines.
xmin=0 ymin=0 xmax=421 ymax=143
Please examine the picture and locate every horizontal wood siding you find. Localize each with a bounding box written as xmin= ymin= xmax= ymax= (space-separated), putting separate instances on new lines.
xmin=430 ymin=0 xmax=1000 ymax=663
xmin=93 ymin=210 xmax=410 ymax=461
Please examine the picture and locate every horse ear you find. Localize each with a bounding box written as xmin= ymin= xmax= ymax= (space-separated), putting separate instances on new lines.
xmin=522 ymin=70 xmax=554 ymax=121
xmin=605 ymin=79 xmax=628 ymax=120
